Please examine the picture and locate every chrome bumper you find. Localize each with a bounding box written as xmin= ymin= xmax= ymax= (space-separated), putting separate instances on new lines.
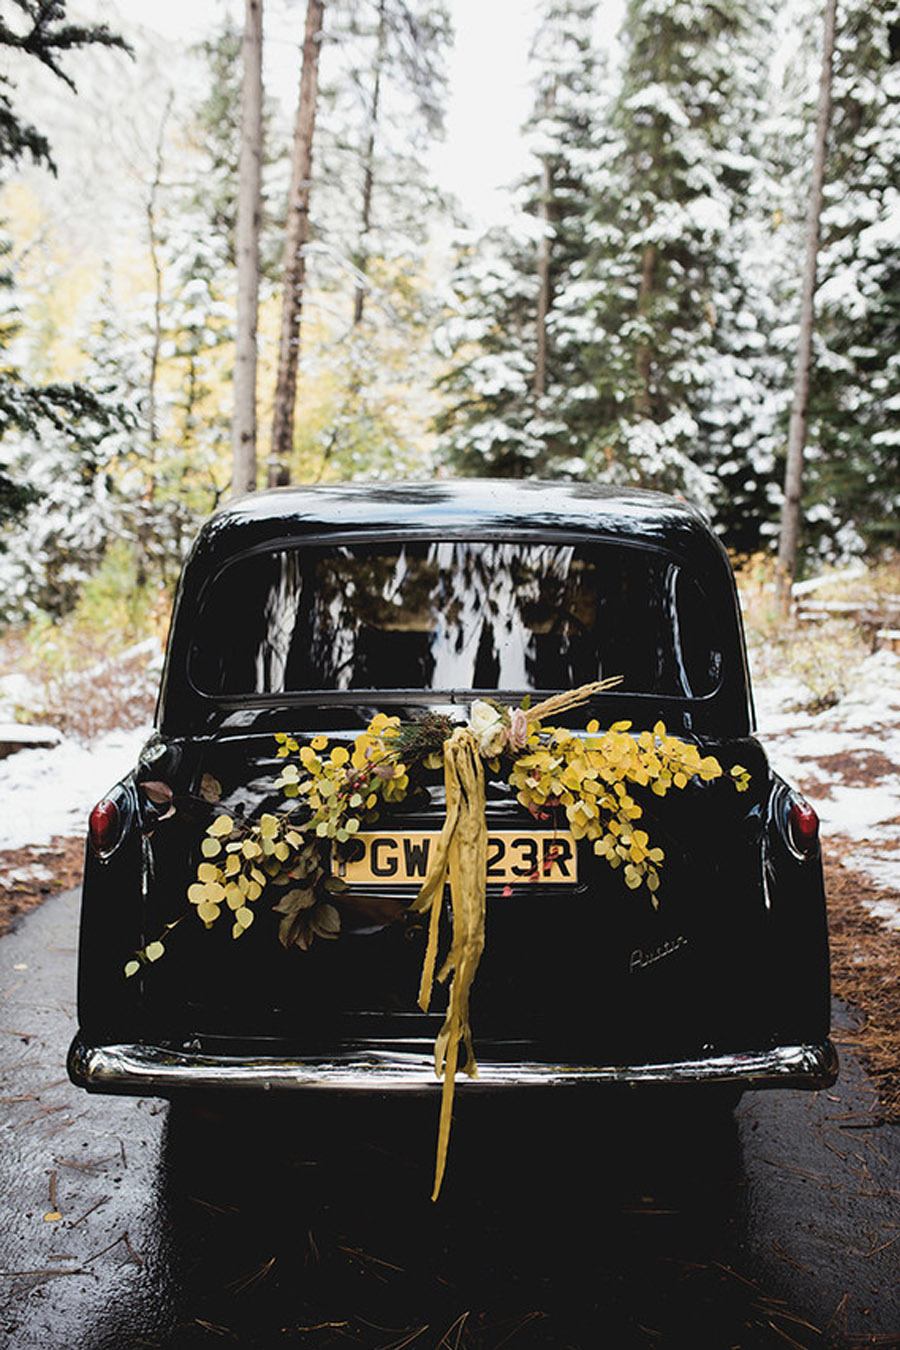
xmin=68 ymin=1035 xmax=838 ymax=1095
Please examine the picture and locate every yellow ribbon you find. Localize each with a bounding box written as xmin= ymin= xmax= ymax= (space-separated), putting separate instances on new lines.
xmin=411 ymin=727 xmax=486 ymax=1201
xmin=412 ymin=680 xmax=621 ymax=1200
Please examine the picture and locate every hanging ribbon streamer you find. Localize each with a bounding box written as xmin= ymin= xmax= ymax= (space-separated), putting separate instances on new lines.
xmin=411 ymin=728 xmax=487 ymax=1201
xmin=412 ymin=679 xmax=621 ymax=1200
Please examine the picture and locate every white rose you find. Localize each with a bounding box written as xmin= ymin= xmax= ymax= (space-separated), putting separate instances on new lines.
xmin=469 ymin=699 xmax=507 ymax=758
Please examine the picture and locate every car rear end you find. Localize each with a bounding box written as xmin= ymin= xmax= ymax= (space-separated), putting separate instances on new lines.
xmin=69 ymin=491 xmax=836 ymax=1098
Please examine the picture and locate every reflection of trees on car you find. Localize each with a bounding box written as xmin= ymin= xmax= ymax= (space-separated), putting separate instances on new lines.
xmin=262 ymin=542 xmax=600 ymax=690
xmin=195 ymin=540 xmax=722 ymax=698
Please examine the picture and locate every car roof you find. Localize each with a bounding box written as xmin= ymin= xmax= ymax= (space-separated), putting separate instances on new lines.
xmin=159 ymin=480 xmax=753 ymax=737
xmin=199 ymin=480 xmax=716 ymax=560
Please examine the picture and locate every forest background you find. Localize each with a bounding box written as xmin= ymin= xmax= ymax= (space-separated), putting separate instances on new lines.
xmin=0 ymin=0 xmax=897 ymax=692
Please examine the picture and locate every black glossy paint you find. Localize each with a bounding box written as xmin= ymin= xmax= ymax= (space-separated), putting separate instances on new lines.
xmin=188 ymin=539 xmax=725 ymax=701
xmin=70 ymin=483 xmax=831 ymax=1088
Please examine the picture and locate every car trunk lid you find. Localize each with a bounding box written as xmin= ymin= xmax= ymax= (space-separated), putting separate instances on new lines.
xmin=141 ymin=728 xmax=772 ymax=1064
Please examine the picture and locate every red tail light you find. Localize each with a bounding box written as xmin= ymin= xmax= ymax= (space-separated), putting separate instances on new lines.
xmin=89 ymin=798 xmax=121 ymax=857
xmin=788 ymin=797 xmax=819 ymax=857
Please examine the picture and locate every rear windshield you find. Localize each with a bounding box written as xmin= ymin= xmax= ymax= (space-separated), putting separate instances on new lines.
xmin=189 ymin=540 xmax=722 ymax=698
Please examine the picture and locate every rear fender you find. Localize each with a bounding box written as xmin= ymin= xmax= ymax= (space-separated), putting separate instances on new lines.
xmin=77 ymin=732 xmax=194 ymax=1041
xmin=762 ymin=772 xmax=831 ymax=1042
xmin=76 ymin=772 xmax=150 ymax=1042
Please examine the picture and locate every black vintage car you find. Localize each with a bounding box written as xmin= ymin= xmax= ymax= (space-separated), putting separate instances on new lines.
xmin=68 ymin=481 xmax=836 ymax=1106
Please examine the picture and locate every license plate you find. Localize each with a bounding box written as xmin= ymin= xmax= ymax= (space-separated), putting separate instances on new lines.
xmin=335 ymin=830 xmax=577 ymax=886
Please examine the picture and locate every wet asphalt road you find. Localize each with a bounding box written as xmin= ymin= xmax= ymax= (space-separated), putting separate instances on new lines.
xmin=0 ymin=890 xmax=898 ymax=1350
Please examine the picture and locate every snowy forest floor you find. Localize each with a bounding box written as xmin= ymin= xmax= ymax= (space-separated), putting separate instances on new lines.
xmin=755 ymin=650 xmax=900 ymax=1121
xmin=0 ymin=614 xmax=898 ymax=1121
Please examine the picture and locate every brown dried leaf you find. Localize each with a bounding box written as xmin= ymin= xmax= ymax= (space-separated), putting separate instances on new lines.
xmin=199 ymin=774 xmax=222 ymax=803
xmin=312 ymin=902 xmax=341 ymax=938
xmin=278 ymin=911 xmax=312 ymax=951
xmin=272 ymin=887 xmax=317 ymax=916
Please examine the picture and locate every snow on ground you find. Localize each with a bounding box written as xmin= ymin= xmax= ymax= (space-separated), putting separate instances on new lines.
xmin=0 ymin=671 xmax=41 ymax=722
xmin=754 ymin=650 xmax=900 ymax=929
xmin=0 ymin=723 xmax=62 ymax=748
xmin=0 ymin=725 xmax=151 ymax=852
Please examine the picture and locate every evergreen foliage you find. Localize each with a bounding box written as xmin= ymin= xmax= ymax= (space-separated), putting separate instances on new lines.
xmin=582 ymin=0 xmax=777 ymax=524
xmin=0 ymin=0 xmax=897 ymax=630
xmin=0 ymin=1 xmax=130 ymax=540
xmin=323 ymin=0 xmax=452 ymax=249
xmin=437 ymin=0 xmax=607 ymax=478
xmin=294 ymin=0 xmax=452 ymax=478
xmin=0 ymin=268 xmax=135 ymax=621
xmin=436 ymin=0 xmax=896 ymax=564
xmin=437 ymin=0 xmax=780 ymax=526
xmin=806 ymin=0 xmax=900 ymax=553
xmin=0 ymin=0 xmax=129 ymax=174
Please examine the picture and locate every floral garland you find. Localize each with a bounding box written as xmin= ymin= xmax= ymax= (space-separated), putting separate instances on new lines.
xmin=129 ymin=679 xmax=749 ymax=1198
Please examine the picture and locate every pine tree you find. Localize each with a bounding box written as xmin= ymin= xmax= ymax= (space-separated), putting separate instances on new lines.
xmin=582 ymin=0 xmax=778 ymax=520
xmin=0 ymin=267 xmax=134 ymax=621
xmin=0 ymin=2 xmax=128 ymax=176
xmin=324 ymin=0 xmax=451 ymax=326
xmin=804 ymin=0 xmax=900 ymax=555
xmin=274 ymin=0 xmax=451 ymax=483
xmin=0 ymin=2 xmax=130 ymax=536
xmin=185 ymin=11 xmax=282 ymax=498
xmin=158 ymin=223 xmax=232 ymax=557
xmin=127 ymin=101 xmax=235 ymax=588
xmin=436 ymin=0 xmax=607 ymax=478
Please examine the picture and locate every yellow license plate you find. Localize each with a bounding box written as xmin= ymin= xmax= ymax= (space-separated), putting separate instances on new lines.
xmin=335 ymin=830 xmax=577 ymax=886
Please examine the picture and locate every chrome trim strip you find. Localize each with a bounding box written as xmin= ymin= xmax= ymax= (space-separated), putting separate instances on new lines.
xmin=68 ymin=1037 xmax=838 ymax=1095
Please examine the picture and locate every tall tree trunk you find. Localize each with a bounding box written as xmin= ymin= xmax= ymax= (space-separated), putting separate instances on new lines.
xmin=534 ymin=154 xmax=552 ymax=399
xmin=634 ymin=243 xmax=657 ymax=418
xmin=353 ymin=0 xmax=387 ymax=327
xmin=269 ymin=0 xmax=325 ymax=488
xmin=777 ymin=0 xmax=838 ymax=610
xmin=232 ymin=0 xmax=264 ymax=497
xmin=138 ymin=94 xmax=172 ymax=590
